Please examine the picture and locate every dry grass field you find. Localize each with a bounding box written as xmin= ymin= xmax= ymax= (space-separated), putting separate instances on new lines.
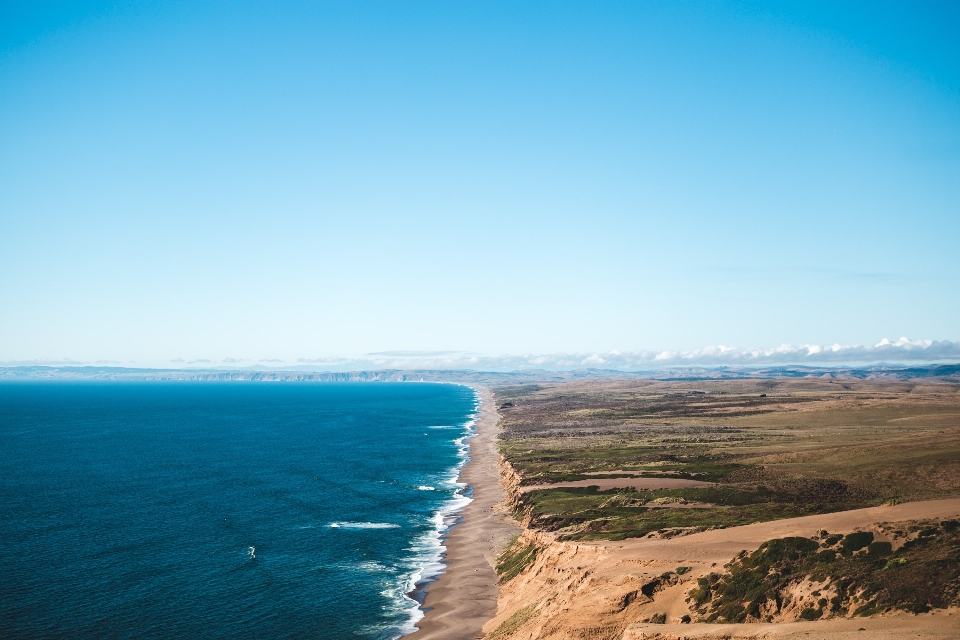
xmin=496 ymin=378 xmax=960 ymax=541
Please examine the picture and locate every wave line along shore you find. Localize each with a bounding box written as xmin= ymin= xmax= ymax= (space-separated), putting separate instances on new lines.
xmin=412 ymin=386 xmax=522 ymax=639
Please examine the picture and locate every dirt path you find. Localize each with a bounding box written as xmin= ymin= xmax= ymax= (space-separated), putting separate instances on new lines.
xmin=414 ymin=386 xmax=522 ymax=640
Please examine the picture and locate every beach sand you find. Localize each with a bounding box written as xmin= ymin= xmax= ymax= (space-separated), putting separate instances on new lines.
xmin=414 ymin=386 xmax=522 ymax=640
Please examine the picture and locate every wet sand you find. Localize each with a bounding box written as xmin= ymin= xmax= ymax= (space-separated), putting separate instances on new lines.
xmin=414 ymin=386 xmax=522 ymax=640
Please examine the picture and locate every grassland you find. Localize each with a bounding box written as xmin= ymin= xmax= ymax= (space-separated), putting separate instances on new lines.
xmin=495 ymin=377 xmax=960 ymax=541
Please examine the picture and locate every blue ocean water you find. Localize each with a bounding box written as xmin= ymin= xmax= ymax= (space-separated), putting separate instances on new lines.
xmin=0 ymin=382 xmax=478 ymax=639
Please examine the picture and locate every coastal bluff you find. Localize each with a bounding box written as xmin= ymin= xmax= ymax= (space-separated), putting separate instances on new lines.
xmin=482 ymin=500 xmax=960 ymax=640
xmin=480 ymin=377 xmax=960 ymax=640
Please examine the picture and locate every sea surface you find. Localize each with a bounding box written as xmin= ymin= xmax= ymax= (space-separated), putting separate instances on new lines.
xmin=0 ymin=381 xmax=478 ymax=639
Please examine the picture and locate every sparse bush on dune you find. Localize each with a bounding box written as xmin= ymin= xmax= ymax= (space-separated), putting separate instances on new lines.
xmin=690 ymin=519 xmax=960 ymax=622
xmin=841 ymin=531 xmax=874 ymax=554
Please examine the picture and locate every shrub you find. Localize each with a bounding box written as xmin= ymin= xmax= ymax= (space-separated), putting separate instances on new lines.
xmin=799 ymin=607 xmax=822 ymax=620
xmin=841 ymin=531 xmax=874 ymax=553
xmin=688 ymin=576 xmax=713 ymax=606
xmin=867 ymin=542 xmax=892 ymax=557
xmin=817 ymin=549 xmax=837 ymax=563
xmin=692 ymin=520 xmax=960 ymax=622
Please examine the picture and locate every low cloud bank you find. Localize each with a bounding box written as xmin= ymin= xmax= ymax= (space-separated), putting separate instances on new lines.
xmin=303 ymin=337 xmax=960 ymax=371
xmin=4 ymin=338 xmax=958 ymax=372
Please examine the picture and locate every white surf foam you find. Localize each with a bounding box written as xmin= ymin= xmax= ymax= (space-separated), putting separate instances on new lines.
xmin=391 ymin=389 xmax=481 ymax=639
xmin=357 ymin=560 xmax=394 ymax=573
xmin=329 ymin=522 xmax=401 ymax=530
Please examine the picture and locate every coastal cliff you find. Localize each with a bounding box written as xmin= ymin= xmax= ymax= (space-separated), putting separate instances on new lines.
xmin=499 ymin=458 xmax=529 ymax=524
xmin=484 ymin=483 xmax=960 ymax=639
xmin=488 ymin=455 xmax=699 ymax=639
xmin=482 ymin=379 xmax=960 ymax=640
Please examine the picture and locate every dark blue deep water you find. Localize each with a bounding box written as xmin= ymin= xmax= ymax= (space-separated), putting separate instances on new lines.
xmin=0 ymin=382 xmax=478 ymax=639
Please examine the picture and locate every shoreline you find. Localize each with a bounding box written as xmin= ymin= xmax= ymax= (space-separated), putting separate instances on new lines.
xmin=400 ymin=397 xmax=477 ymax=637
xmin=412 ymin=385 xmax=522 ymax=640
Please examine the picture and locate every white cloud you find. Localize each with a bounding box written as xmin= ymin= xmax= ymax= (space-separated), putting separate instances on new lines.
xmin=286 ymin=338 xmax=960 ymax=371
xmin=3 ymin=339 xmax=957 ymax=372
xmin=0 ymin=358 xmax=86 ymax=366
xmin=297 ymin=357 xmax=353 ymax=364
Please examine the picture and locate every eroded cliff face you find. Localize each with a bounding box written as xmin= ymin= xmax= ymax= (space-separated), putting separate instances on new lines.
xmin=484 ymin=525 xmax=903 ymax=640
xmin=500 ymin=458 xmax=523 ymax=501
xmin=499 ymin=457 xmax=533 ymax=526
xmin=484 ymin=528 xmax=699 ymax=640
xmin=487 ymin=456 xmax=703 ymax=639
xmin=484 ymin=456 xmax=960 ymax=639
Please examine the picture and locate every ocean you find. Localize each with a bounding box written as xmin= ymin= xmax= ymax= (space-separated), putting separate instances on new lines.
xmin=0 ymin=381 xmax=478 ymax=639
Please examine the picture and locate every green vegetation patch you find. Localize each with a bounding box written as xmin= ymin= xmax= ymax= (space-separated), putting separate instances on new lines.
xmin=502 ymin=443 xmax=751 ymax=486
xmin=486 ymin=602 xmax=539 ymax=640
xmin=841 ymin=531 xmax=874 ymax=553
xmin=518 ymin=485 xmax=853 ymax=541
xmin=496 ymin=536 xmax=540 ymax=583
xmin=691 ymin=519 xmax=960 ymax=622
xmin=497 ymin=379 xmax=960 ymax=541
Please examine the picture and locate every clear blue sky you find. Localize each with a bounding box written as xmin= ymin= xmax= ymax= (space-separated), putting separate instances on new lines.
xmin=1 ymin=1 xmax=958 ymax=367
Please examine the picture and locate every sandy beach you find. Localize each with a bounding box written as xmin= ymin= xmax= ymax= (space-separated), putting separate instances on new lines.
xmin=414 ymin=386 xmax=522 ymax=639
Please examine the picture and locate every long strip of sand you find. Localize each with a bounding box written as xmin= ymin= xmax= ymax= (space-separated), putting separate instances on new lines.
xmin=414 ymin=386 xmax=522 ymax=640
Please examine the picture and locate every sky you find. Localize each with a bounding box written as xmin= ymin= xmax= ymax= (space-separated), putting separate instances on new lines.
xmin=1 ymin=1 xmax=958 ymax=369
